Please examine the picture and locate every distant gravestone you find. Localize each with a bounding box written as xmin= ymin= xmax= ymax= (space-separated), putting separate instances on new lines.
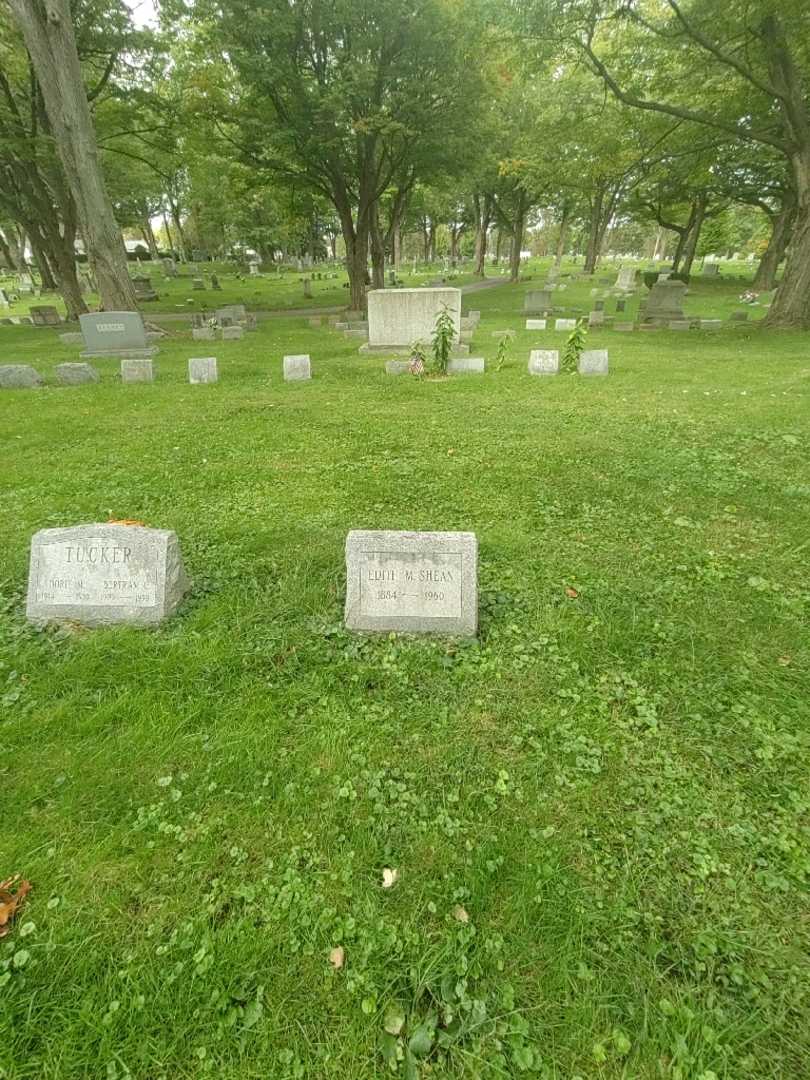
xmin=447 ymin=356 xmax=484 ymax=374
xmin=191 ymin=249 xmax=208 ymax=263
xmin=248 ymin=260 xmax=260 ymax=276
xmin=645 ymin=280 xmax=687 ymax=323
xmin=162 ymin=258 xmax=177 ymax=277
xmin=26 ymin=523 xmax=188 ymax=627
xmin=588 ymin=311 xmax=605 ymax=327
xmin=702 ymin=262 xmax=720 ymax=277
xmin=615 ymin=266 xmax=637 ymax=290
xmin=188 ymin=357 xmax=217 ymax=384
xmin=594 ymin=299 xmax=605 ymax=312
xmin=344 ymin=530 xmax=477 ymax=636
xmin=668 ymin=320 xmax=690 ymax=331
xmin=216 ymin=304 xmax=246 ymax=322
xmin=121 ymin=358 xmax=153 ymax=383
xmin=730 ymin=311 xmax=749 ymax=322
xmin=193 ymin=328 xmax=215 ymax=341
xmin=578 ymin=349 xmax=608 ymax=376
xmin=29 ymin=305 xmax=62 ymax=327
xmin=0 ymin=364 xmax=43 ymax=388
xmin=613 ymin=322 xmax=634 ymax=332
xmin=79 ymin=312 xmax=155 ymax=359
xmin=303 ymin=278 xmax=313 ymax=298
xmin=192 ymin=277 xmax=206 ymax=290
xmin=528 ymin=350 xmax=559 ymax=376
xmin=524 ymin=290 xmax=552 ymax=313
xmin=700 ymin=319 xmax=722 ymax=330
xmin=555 ymin=318 xmax=576 ymax=331
xmin=56 ymin=362 xmax=99 ymax=385
xmin=132 ymin=275 xmax=158 ymax=301
xmin=221 ymin=326 xmax=243 ymax=340
xmin=211 ymin=274 xmax=222 ymax=291
xmin=385 ymin=360 xmax=411 ymax=375
xmin=283 ymin=354 xmax=311 ymax=381
xmin=525 ymin=319 xmax=547 ymax=330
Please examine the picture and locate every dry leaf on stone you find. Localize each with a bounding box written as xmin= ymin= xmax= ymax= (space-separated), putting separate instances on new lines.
xmin=106 ymin=519 xmax=145 ymax=527
xmin=0 ymin=877 xmax=32 ymax=938
xmin=329 ymin=946 xmax=345 ymax=970
xmin=381 ymin=868 xmax=399 ymax=889
xmin=452 ymin=905 xmax=469 ymax=924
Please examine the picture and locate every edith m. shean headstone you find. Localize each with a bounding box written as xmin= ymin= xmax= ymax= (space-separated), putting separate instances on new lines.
xmin=345 ymin=530 xmax=477 ymax=636
xmin=26 ymin=523 xmax=188 ymax=627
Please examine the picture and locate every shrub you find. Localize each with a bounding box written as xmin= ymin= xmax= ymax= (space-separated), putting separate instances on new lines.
xmin=643 ymin=271 xmax=660 ymax=290
xmin=432 ymin=304 xmax=455 ymax=375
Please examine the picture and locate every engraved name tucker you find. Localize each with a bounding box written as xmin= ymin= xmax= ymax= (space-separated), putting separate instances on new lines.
xmin=64 ymin=544 xmax=132 ymax=564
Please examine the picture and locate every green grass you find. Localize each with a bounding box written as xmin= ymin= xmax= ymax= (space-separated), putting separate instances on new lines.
xmin=1 ymin=276 xmax=808 ymax=1079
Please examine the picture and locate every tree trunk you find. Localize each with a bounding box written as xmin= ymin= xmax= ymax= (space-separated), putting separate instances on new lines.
xmin=584 ymin=187 xmax=605 ymax=273
xmin=169 ymin=199 xmax=188 ymax=261
xmin=0 ymin=231 xmax=17 ymax=269
xmin=473 ymin=193 xmax=493 ymax=277
xmin=753 ymin=198 xmax=795 ymax=291
xmin=47 ymin=228 xmax=88 ymax=319
xmin=509 ymin=190 xmax=527 ymax=283
xmin=764 ymin=154 xmax=810 ymax=328
xmin=680 ymin=192 xmax=707 ymax=278
xmin=29 ymin=233 xmax=57 ymax=290
xmin=9 ymin=0 xmax=138 ymax=312
xmin=141 ymin=216 xmax=160 ymax=260
xmin=427 ymin=220 xmax=436 ymax=263
xmin=493 ymin=229 xmax=502 ymax=265
xmin=554 ymin=202 xmax=570 ymax=268
xmin=369 ymin=203 xmax=385 ymax=289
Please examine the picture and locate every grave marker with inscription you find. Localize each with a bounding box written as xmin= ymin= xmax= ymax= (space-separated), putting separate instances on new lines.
xmin=26 ymin=524 xmax=188 ymax=626
xmin=345 ymin=530 xmax=477 ymax=636
xmin=79 ymin=312 xmax=156 ymax=359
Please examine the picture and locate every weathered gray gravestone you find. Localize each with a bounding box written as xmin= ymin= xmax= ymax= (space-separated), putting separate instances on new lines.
xmin=367 ymin=288 xmax=460 ymax=347
xmin=345 ymin=530 xmax=477 ymax=636
xmin=221 ymin=326 xmax=243 ymax=340
xmin=615 ymin=266 xmax=637 ymax=290
xmin=26 ymin=523 xmax=188 ymax=627
xmin=29 ymin=305 xmax=62 ymax=326
xmin=385 ymin=360 xmax=411 ymax=375
xmin=579 ymin=349 xmax=609 ymax=376
xmin=193 ymin=327 xmax=215 ymax=341
xmin=188 ymin=357 xmax=218 ymax=384
xmin=447 ymin=356 xmax=484 ymax=374
xmin=121 ymin=359 xmax=153 ymax=383
xmin=56 ymin=363 xmax=99 ymax=385
xmin=528 ymin=350 xmax=559 ymax=375
xmin=588 ymin=310 xmax=605 ymax=327
xmin=524 ymin=290 xmax=552 ymax=314
xmin=555 ymin=319 xmax=576 ymax=331
xmin=525 ymin=319 xmax=546 ymax=330
xmin=0 ymin=365 xmax=43 ymax=388
xmin=79 ymin=312 xmax=156 ymax=359
xmin=283 ymin=354 xmax=311 ymax=381
xmin=645 ymin=280 xmax=687 ymax=324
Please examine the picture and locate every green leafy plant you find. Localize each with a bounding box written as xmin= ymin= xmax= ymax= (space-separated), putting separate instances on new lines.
xmin=562 ymin=319 xmax=587 ymax=373
xmin=494 ymin=332 xmax=514 ymax=372
xmin=643 ymin=271 xmax=660 ymax=290
xmin=431 ymin=304 xmax=456 ymax=375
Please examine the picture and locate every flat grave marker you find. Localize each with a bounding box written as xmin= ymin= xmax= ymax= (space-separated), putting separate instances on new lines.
xmin=528 ymin=350 xmax=559 ymax=375
xmin=188 ymin=357 xmax=218 ymax=384
xmin=283 ymin=354 xmax=311 ymax=381
xmin=345 ymin=530 xmax=477 ymax=636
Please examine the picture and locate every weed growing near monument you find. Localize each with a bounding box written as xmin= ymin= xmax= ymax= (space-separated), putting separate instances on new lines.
xmin=562 ymin=318 xmax=587 ymax=373
xmin=431 ymin=304 xmax=455 ymax=375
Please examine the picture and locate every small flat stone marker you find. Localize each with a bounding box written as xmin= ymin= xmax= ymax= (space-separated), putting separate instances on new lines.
xmin=26 ymin=523 xmax=188 ymax=627
xmin=555 ymin=319 xmax=576 ymax=331
xmin=700 ymin=319 xmax=722 ymax=330
xmin=121 ymin=359 xmax=153 ymax=383
xmin=528 ymin=350 xmax=559 ymax=375
xmin=193 ymin=328 xmax=215 ymax=341
xmin=188 ymin=357 xmax=217 ymax=384
xmin=448 ymin=356 xmax=484 ymax=374
xmin=221 ymin=326 xmax=243 ymax=340
xmin=525 ymin=319 xmax=546 ymax=330
xmin=345 ymin=530 xmax=477 ymax=636
xmin=56 ymin=362 xmax=99 ymax=385
xmin=613 ymin=322 xmax=634 ymax=332
xmin=0 ymin=364 xmax=43 ymax=388
xmin=578 ymin=349 xmax=608 ymax=376
xmin=385 ymin=360 xmax=411 ymax=375
xmin=668 ymin=320 xmax=690 ymax=330
xmin=283 ymin=354 xmax=311 ymax=381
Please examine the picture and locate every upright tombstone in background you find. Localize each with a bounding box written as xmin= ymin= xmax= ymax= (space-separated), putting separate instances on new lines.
xmin=79 ymin=312 xmax=156 ymax=359
xmin=26 ymin=523 xmax=188 ymax=627
xmin=345 ymin=530 xmax=478 ymax=636
xmin=524 ymin=289 xmax=553 ymax=314
xmin=29 ymin=305 xmax=62 ymax=326
xmin=644 ymin=280 xmax=687 ymax=325
xmin=615 ymin=266 xmax=636 ymax=291
xmin=367 ymin=287 xmax=461 ymax=348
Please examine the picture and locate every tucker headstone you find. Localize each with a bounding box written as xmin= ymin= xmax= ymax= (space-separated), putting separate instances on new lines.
xmin=345 ymin=530 xmax=477 ymax=636
xmin=79 ymin=312 xmax=156 ymax=359
xmin=26 ymin=523 xmax=188 ymax=627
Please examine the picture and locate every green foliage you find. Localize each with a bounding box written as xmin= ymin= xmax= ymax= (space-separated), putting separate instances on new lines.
xmin=561 ymin=318 xmax=587 ymax=373
xmin=431 ymin=304 xmax=455 ymax=375
xmin=644 ymin=271 xmax=660 ymax=290
xmin=494 ymin=333 xmax=513 ymax=372
xmin=669 ymin=271 xmax=690 ymax=284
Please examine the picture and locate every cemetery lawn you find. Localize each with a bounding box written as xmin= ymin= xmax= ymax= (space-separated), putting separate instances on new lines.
xmin=1 ymin=288 xmax=809 ymax=1079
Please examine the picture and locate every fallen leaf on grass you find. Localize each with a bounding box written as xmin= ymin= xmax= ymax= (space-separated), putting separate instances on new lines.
xmin=329 ymin=946 xmax=345 ymax=970
xmin=106 ymin=519 xmax=145 ymax=527
xmin=0 ymin=877 xmax=32 ymax=937
xmin=778 ymin=656 xmax=792 ymax=666
xmin=381 ymin=868 xmax=399 ymax=889
xmin=452 ymin=905 xmax=469 ymax=923
xmin=565 ymin=587 xmax=579 ymax=599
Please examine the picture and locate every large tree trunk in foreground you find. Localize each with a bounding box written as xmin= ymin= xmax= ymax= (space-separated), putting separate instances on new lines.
xmin=9 ymin=0 xmax=137 ymax=312
xmin=763 ymin=175 xmax=810 ymax=329
xmin=753 ymin=196 xmax=796 ymax=291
